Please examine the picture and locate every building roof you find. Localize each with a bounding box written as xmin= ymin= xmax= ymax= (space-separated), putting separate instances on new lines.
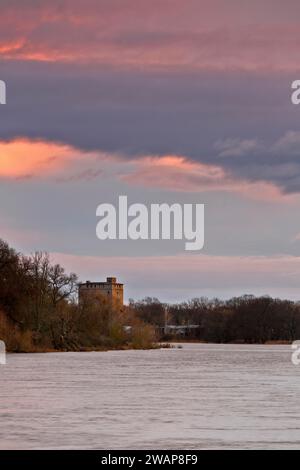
xmin=78 ymin=281 xmax=123 ymax=287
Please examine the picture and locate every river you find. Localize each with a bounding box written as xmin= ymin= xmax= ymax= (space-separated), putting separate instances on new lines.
xmin=0 ymin=343 xmax=299 ymax=449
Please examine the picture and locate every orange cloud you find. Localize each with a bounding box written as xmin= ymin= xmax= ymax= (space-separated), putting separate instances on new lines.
xmin=0 ymin=40 xmax=25 ymax=55
xmin=0 ymin=138 xmax=119 ymax=180
xmin=0 ymin=139 xmax=74 ymax=178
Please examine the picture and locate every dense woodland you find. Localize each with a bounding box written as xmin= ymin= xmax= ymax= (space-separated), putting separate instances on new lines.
xmin=130 ymin=296 xmax=300 ymax=343
xmin=1 ymin=238 xmax=300 ymax=352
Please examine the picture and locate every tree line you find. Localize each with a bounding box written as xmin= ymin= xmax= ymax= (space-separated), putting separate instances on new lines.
xmin=130 ymin=295 xmax=300 ymax=343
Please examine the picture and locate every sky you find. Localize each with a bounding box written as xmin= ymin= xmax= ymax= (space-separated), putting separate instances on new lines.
xmin=1 ymin=0 xmax=300 ymax=301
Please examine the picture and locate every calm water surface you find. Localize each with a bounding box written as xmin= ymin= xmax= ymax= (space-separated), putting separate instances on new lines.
xmin=0 ymin=343 xmax=299 ymax=449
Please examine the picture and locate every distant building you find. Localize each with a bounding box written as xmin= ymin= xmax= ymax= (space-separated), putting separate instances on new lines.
xmin=78 ymin=277 xmax=124 ymax=309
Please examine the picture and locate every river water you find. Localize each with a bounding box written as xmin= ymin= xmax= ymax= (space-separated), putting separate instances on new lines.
xmin=0 ymin=343 xmax=299 ymax=449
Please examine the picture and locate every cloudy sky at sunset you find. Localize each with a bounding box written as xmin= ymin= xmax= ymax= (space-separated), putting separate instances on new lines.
xmin=2 ymin=0 xmax=300 ymax=301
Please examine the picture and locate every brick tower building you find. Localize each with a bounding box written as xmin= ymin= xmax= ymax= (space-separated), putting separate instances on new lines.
xmin=78 ymin=277 xmax=124 ymax=309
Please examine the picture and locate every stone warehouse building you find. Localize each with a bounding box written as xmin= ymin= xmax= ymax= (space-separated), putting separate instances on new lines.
xmin=78 ymin=277 xmax=124 ymax=309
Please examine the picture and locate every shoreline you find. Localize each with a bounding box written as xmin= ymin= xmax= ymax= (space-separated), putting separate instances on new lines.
xmin=5 ymin=339 xmax=293 ymax=353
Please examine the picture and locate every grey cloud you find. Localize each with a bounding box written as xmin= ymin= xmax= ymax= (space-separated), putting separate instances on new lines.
xmin=215 ymin=131 xmax=300 ymax=194
xmin=1 ymin=59 xmax=300 ymax=194
xmin=215 ymin=138 xmax=261 ymax=157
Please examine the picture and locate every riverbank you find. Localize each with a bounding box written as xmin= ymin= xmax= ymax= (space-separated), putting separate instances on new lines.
xmin=6 ymin=339 xmax=293 ymax=353
xmin=5 ymin=342 xmax=162 ymax=354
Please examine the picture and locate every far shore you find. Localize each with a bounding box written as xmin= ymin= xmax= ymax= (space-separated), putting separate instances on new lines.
xmin=168 ymin=339 xmax=292 ymax=345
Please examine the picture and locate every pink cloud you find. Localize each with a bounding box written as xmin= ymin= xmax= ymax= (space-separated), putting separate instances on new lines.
xmin=1 ymin=1 xmax=300 ymax=71
xmin=121 ymin=154 xmax=285 ymax=201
